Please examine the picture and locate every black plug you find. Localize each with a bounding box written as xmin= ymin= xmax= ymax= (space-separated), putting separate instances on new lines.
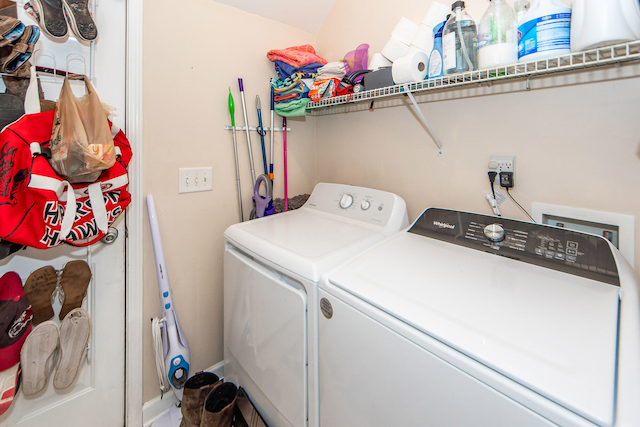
xmin=488 ymin=171 xmax=498 ymax=198
xmin=500 ymin=171 xmax=514 ymax=188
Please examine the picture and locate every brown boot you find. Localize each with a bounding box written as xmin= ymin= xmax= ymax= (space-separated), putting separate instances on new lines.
xmin=179 ymin=372 xmax=221 ymax=427
xmin=201 ymin=382 xmax=238 ymax=427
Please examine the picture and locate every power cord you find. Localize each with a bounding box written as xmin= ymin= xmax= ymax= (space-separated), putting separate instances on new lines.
xmin=505 ymin=188 xmax=536 ymax=223
xmin=152 ymin=317 xmax=171 ymax=397
xmin=487 ymin=171 xmax=501 ymax=216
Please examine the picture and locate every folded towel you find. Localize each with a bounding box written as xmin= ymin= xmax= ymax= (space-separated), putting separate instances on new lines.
xmin=267 ymin=45 xmax=327 ymax=68
xmin=275 ymin=98 xmax=311 ymax=117
xmin=275 ymin=60 xmax=323 ymax=80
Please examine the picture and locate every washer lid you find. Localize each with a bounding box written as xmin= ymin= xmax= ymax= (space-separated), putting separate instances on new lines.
xmin=224 ymin=208 xmax=384 ymax=282
xmin=327 ymin=232 xmax=620 ymax=427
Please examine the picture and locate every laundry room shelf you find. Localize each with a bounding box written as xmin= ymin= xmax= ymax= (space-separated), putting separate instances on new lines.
xmin=306 ymin=39 xmax=640 ymax=111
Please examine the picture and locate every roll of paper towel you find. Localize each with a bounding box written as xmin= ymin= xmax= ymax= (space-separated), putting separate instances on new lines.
xmin=391 ymin=17 xmax=420 ymax=45
xmin=392 ymin=49 xmax=429 ymax=84
xmin=406 ymin=45 xmax=428 ymax=57
xmin=411 ymin=24 xmax=435 ymax=54
xmin=381 ymin=36 xmax=410 ymax=62
xmin=422 ymin=2 xmax=450 ymax=27
xmin=369 ymin=53 xmax=393 ymax=70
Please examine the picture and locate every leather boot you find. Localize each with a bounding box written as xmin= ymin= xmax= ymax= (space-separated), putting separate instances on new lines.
xmin=179 ymin=372 xmax=220 ymax=427
xmin=201 ymin=382 xmax=238 ymax=427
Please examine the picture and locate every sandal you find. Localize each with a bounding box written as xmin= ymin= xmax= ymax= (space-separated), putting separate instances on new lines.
xmin=0 ymin=15 xmax=24 ymax=48
xmin=26 ymin=0 xmax=68 ymax=40
xmin=20 ymin=321 xmax=60 ymax=396
xmin=58 ymin=260 xmax=92 ymax=320
xmin=1 ymin=25 xmax=40 ymax=74
xmin=62 ymin=0 xmax=96 ymax=42
xmin=23 ymin=265 xmax=58 ymax=326
xmin=53 ymin=308 xmax=90 ymax=389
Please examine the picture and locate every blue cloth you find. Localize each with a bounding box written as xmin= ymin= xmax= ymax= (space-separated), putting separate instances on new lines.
xmin=274 ymin=60 xmax=323 ymax=80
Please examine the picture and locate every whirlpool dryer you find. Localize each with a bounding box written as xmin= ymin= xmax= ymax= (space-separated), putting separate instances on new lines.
xmin=318 ymin=208 xmax=640 ymax=427
xmin=223 ymin=183 xmax=409 ymax=427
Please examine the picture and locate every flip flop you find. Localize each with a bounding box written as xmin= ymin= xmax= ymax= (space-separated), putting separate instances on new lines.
xmin=58 ymin=260 xmax=92 ymax=320
xmin=53 ymin=308 xmax=90 ymax=389
xmin=62 ymin=0 xmax=96 ymax=42
xmin=23 ymin=266 xmax=58 ymax=326
xmin=19 ymin=321 xmax=59 ymax=396
xmin=1 ymin=25 xmax=40 ymax=74
xmin=0 ymin=15 xmax=24 ymax=48
xmin=26 ymin=0 xmax=68 ymax=40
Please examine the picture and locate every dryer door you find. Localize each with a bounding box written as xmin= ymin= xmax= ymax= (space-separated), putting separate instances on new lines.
xmin=224 ymin=247 xmax=307 ymax=427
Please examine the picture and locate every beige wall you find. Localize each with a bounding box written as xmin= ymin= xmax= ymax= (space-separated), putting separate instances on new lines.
xmin=315 ymin=0 xmax=640 ymax=270
xmin=142 ymin=0 xmax=317 ymax=403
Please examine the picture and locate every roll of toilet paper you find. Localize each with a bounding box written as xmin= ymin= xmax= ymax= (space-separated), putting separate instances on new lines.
xmin=411 ymin=24 xmax=435 ymax=53
xmin=391 ymin=17 xmax=420 ymax=45
xmin=422 ymin=2 xmax=450 ymax=27
xmin=406 ymin=45 xmax=429 ymax=57
xmin=368 ymin=52 xmax=393 ymax=70
xmin=392 ymin=49 xmax=429 ymax=84
xmin=381 ymin=36 xmax=410 ymax=62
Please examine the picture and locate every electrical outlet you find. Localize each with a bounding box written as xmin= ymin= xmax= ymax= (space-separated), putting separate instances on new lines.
xmin=489 ymin=155 xmax=515 ymax=173
xmin=179 ymin=167 xmax=213 ymax=193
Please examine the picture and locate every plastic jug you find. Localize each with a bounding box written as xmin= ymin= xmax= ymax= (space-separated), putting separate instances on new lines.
xmin=571 ymin=0 xmax=640 ymax=52
xmin=518 ymin=0 xmax=571 ymax=62
xmin=477 ymin=0 xmax=518 ymax=69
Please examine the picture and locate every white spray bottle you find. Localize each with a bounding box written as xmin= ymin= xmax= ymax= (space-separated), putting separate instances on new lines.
xmin=147 ymin=195 xmax=190 ymax=401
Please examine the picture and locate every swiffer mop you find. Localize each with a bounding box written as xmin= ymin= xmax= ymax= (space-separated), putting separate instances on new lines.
xmin=147 ymin=195 xmax=190 ymax=402
xmin=238 ymin=78 xmax=256 ymax=184
xmin=229 ymin=88 xmax=243 ymax=222
xmin=255 ymin=95 xmax=268 ymax=176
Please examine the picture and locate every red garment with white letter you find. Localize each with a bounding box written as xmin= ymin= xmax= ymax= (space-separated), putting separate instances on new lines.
xmin=0 ymin=110 xmax=131 ymax=249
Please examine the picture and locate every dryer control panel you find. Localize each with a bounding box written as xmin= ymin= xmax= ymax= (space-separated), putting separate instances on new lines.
xmin=409 ymin=208 xmax=620 ymax=286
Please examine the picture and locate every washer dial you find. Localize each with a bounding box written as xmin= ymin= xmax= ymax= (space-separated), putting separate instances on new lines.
xmin=339 ymin=194 xmax=354 ymax=209
xmin=361 ymin=200 xmax=371 ymax=210
xmin=484 ymin=224 xmax=505 ymax=242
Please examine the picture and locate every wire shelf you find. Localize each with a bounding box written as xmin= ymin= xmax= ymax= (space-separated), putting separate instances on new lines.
xmin=307 ymin=40 xmax=640 ymax=111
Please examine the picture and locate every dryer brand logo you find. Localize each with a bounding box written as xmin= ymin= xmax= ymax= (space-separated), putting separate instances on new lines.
xmin=433 ymin=221 xmax=456 ymax=230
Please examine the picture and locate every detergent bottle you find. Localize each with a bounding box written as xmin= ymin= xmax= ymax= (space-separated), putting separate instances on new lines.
xmin=571 ymin=0 xmax=640 ymax=52
xmin=477 ymin=0 xmax=518 ymax=69
xmin=443 ymin=1 xmax=478 ymax=75
xmin=428 ymin=18 xmax=448 ymax=79
xmin=518 ymin=0 xmax=571 ymax=62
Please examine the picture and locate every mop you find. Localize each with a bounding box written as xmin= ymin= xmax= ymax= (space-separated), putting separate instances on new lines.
xmin=269 ymin=85 xmax=275 ymax=181
xmin=228 ymin=88 xmax=243 ymax=222
xmin=147 ymin=195 xmax=190 ymax=403
xmin=255 ymin=95 xmax=268 ymax=176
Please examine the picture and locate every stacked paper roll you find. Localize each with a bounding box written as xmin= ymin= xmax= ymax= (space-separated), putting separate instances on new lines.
xmin=381 ymin=36 xmax=410 ymax=62
xmin=410 ymin=24 xmax=435 ymax=55
xmin=369 ymin=53 xmax=393 ymax=70
xmin=392 ymin=49 xmax=429 ymax=84
xmin=391 ymin=17 xmax=420 ymax=45
xmin=422 ymin=2 xmax=450 ymax=27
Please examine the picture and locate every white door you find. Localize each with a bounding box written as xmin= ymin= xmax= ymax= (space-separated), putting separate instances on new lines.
xmin=0 ymin=0 xmax=127 ymax=425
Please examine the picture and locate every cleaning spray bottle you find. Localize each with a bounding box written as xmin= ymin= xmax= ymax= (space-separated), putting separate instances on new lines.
xmin=478 ymin=0 xmax=518 ymax=69
xmin=443 ymin=1 xmax=477 ymax=75
xmin=428 ymin=16 xmax=448 ymax=79
xmin=518 ymin=0 xmax=571 ymax=62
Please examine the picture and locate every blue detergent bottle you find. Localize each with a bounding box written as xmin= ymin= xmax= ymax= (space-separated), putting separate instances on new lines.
xmin=427 ymin=18 xmax=448 ymax=79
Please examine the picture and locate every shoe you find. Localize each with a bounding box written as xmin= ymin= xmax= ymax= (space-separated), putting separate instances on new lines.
xmin=1 ymin=25 xmax=40 ymax=74
xmin=27 ymin=0 xmax=68 ymax=39
xmin=23 ymin=266 xmax=58 ymax=326
xmin=53 ymin=308 xmax=90 ymax=389
xmin=19 ymin=321 xmax=59 ymax=396
xmin=0 ymin=15 xmax=24 ymax=48
xmin=201 ymin=382 xmax=238 ymax=427
xmin=58 ymin=260 xmax=92 ymax=320
xmin=179 ymin=372 xmax=221 ymax=427
xmin=0 ymin=93 xmax=25 ymax=131
xmin=234 ymin=387 xmax=268 ymax=427
xmin=61 ymin=0 xmax=96 ymax=42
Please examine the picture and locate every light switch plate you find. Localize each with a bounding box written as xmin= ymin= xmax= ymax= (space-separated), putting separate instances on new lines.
xmin=179 ymin=167 xmax=213 ymax=193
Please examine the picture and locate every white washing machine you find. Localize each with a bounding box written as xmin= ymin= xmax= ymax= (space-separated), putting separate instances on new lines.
xmin=223 ymin=183 xmax=409 ymax=427
xmin=318 ymin=208 xmax=640 ymax=427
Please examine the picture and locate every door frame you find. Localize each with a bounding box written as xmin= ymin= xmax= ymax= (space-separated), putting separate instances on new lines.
xmin=125 ymin=0 xmax=144 ymax=425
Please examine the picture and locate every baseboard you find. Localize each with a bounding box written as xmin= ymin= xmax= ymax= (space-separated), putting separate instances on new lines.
xmin=142 ymin=361 xmax=225 ymax=427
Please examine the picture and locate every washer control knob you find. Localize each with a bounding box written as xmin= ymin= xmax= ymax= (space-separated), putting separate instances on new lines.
xmin=484 ymin=224 xmax=505 ymax=242
xmin=339 ymin=194 xmax=353 ymax=209
xmin=361 ymin=200 xmax=371 ymax=210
